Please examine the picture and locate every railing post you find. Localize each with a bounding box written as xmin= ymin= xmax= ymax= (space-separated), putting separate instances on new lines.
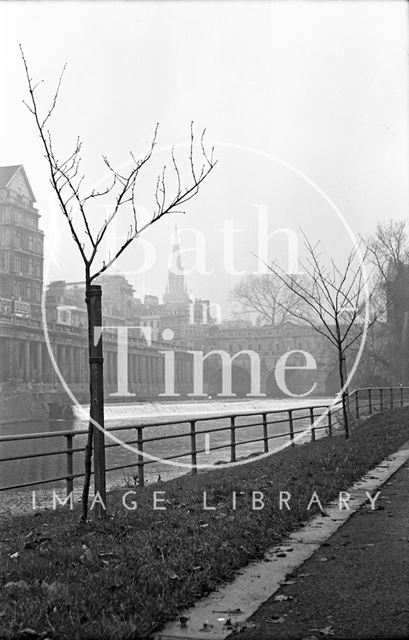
xmin=137 ymin=427 xmax=144 ymax=487
xmin=328 ymin=409 xmax=332 ymax=437
xmin=66 ymin=434 xmax=74 ymax=497
xmin=380 ymin=388 xmax=383 ymax=412
xmin=230 ymin=416 xmax=236 ymax=462
xmin=190 ymin=420 xmax=197 ymax=474
xmin=400 ymin=386 xmax=404 ymax=407
xmin=368 ymin=388 xmax=372 ymax=414
xmin=288 ymin=409 xmax=294 ymax=447
xmin=262 ymin=413 xmax=268 ymax=453
xmin=390 ymin=387 xmax=393 ymax=409
xmin=355 ymin=390 xmax=360 ymax=419
xmin=310 ymin=407 xmax=315 ymax=442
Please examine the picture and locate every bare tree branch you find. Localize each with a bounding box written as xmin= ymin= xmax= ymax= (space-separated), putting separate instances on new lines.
xmin=20 ymin=47 xmax=216 ymax=520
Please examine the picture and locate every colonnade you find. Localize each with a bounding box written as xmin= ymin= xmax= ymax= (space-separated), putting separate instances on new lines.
xmin=0 ymin=334 xmax=194 ymax=396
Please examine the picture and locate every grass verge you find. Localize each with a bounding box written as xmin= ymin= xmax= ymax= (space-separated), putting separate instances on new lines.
xmin=1 ymin=407 xmax=408 ymax=639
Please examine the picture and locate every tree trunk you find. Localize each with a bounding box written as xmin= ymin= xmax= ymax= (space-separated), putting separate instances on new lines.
xmin=81 ymin=283 xmax=106 ymax=521
xmin=338 ymin=351 xmax=351 ymax=439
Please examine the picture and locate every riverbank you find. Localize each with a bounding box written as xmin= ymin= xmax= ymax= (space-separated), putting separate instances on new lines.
xmin=0 ymin=390 xmax=49 ymax=425
xmin=1 ymin=406 xmax=407 ymax=639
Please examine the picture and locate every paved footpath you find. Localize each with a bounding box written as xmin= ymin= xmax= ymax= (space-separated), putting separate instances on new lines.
xmin=233 ymin=459 xmax=409 ymax=640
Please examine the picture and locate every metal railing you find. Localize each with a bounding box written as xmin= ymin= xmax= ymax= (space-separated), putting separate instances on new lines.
xmin=1 ymin=386 xmax=408 ymax=496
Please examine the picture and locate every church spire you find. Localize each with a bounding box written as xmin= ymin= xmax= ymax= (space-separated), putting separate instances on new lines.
xmin=163 ymin=225 xmax=190 ymax=304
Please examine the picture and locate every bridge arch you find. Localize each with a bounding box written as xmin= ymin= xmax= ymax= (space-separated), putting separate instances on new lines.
xmin=265 ymin=363 xmax=318 ymax=398
xmin=203 ymin=362 xmax=252 ymax=397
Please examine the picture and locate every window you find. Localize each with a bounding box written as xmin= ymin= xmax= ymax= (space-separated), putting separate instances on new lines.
xmin=34 ymin=284 xmax=41 ymax=303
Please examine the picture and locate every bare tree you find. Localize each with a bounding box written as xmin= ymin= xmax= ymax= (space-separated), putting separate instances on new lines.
xmin=21 ymin=47 xmax=216 ymax=520
xmin=264 ymin=234 xmax=379 ymax=438
xmin=366 ymin=219 xmax=409 ymax=384
xmin=231 ymin=273 xmax=310 ymax=326
xmin=368 ymin=219 xmax=409 ymax=281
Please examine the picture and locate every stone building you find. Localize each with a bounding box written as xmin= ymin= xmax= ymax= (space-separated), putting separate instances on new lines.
xmin=204 ymin=322 xmax=335 ymax=396
xmin=0 ymin=167 xmax=194 ymax=407
xmin=0 ymin=165 xmax=44 ymax=320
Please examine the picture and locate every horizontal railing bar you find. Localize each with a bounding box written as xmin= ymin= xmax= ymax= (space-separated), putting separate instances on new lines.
xmin=0 ymin=429 xmax=89 ymax=443
xmin=0 ymin=413 xmax=331 ymax=447
xmin=0 ymin=448 xmax=70 ymax=462
xmin=142 ymin=425 xmax=232 ymax=442
xmin=0 ymin=402 xmax=343 ymax=443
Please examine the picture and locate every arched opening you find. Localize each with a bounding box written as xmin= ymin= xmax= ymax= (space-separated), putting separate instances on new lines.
xmin=204 ymin=363 xmax=251 ymax=397
xmin=265 ymin=358 xmax=318 ymax=398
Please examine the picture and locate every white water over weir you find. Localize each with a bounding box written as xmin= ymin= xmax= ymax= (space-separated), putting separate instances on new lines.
xmin=72 ymin=397 xmax=333 ymax=422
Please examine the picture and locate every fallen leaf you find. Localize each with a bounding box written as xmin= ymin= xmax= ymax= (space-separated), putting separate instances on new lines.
xmin=267 ymin=615 xmax=286 ymax=623
xmin=168 ymin=571 xmax=180 ymax=580
xmin=17 ymin=629 xmax=42 ymax=639
xmin=274 ymin=594 xmax=293 ymax=602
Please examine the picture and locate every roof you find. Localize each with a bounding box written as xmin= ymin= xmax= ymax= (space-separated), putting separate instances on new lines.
xmin=0 ymin=165 xmax=36 ymax=202
xmin=0 ymin=165 xmax=21 ymax=188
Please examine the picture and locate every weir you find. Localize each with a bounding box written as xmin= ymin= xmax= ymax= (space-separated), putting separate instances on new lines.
xmin=72 ymin=396 xmax=333 ymax=422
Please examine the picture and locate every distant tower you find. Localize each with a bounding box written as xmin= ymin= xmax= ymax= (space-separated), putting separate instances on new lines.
xmin=0 ymin=165 xmax=44 ymax=319
xmin=163 ymin=226 xmax=190 ymax=305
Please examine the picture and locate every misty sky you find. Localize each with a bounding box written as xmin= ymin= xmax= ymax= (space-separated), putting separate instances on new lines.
xmin=1 ymin=1 xmax=408 ymax=319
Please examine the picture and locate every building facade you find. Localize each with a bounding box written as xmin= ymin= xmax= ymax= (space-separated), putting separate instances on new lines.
xmin=0 ymin=165 xmax=44 ymax=320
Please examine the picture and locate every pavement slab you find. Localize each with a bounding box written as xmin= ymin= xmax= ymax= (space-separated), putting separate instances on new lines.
xmin=233 ymin=460 xmax=409 ymax=640
xmin=154 ymin=446 xmax=409 ymax=640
